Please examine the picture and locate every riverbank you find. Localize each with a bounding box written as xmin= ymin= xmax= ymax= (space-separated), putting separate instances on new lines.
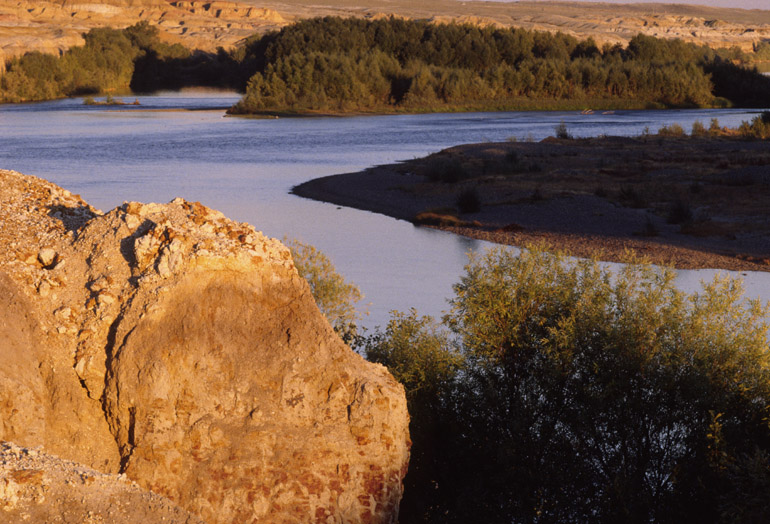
xmin=226 ymin=98 xmax=682 ymax=117
xmin=294 ymin=134 xmax=770 ymax=272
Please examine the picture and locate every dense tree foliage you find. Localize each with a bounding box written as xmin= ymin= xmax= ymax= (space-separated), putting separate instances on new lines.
xmin=2 ymin=24 xmax=141 ymax=101
xmin=230 ymin=17 xmax=770 ymax=113
xmin=0 ymin=22 xmax=233 ymax=102
xmin=3 ymin=17 xmax=770 ymax=110
xmin=361 ymin=247 xmax=770 ymax=523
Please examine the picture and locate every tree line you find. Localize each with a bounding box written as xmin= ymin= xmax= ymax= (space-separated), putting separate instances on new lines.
xmin=3 ymin=17 xmax=770 ymax=111
xmin=0 ymin=22 xmax=236 ymax=103
xmin=229 ymin=17 xmax=770 ymax=113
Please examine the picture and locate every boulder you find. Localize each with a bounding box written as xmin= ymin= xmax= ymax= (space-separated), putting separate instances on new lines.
xmin=0 ymin=169 xmax=410 ymax=524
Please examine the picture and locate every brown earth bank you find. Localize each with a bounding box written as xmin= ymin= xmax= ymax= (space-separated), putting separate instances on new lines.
xmin=2 ymin=0 xmax=770 ymax=61
xmin=293 ymin=133 xmax=770 ymax=272
xmin=0 ymin=168 xmax=410 ymax=524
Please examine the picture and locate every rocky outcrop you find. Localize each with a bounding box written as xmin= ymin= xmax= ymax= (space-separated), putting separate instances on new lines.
xmin=0 ymin=0 xmax=291 ymax=58
xmin=0 ymin=441 xmax=204 ymax=523
xmin=0 ymin=169 xmax=410 ymax=524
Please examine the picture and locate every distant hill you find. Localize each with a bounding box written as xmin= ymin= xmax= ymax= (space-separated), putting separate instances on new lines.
xmin=1 ymin=0 xmax=769 ymax=61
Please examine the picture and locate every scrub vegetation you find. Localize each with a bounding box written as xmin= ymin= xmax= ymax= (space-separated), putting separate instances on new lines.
xmin=285 ymin=238 xmax=363 ymax=343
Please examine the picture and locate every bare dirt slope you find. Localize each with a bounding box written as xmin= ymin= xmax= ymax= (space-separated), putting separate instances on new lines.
xmin=1 ymin=0 xmax=769 ymax=61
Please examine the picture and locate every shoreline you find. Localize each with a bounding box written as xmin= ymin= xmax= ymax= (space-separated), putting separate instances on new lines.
xmin=293 ymin=136 xmax=770 ymax=273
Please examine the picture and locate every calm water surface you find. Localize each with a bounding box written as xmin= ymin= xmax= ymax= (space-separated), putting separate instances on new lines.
xmin=1 ymin=91 xmax=768 ymax=329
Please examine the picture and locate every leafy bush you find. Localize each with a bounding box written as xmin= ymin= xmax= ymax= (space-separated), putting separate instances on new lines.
xmin=658 ymin=123 xmax=686 ymax=137
xmin=362 ymin=309 xmax=462 ymax=523
xmin=710 ymin=117 xmax=723 ymax=136
xmin=363 ymin=246 xmax=770 ymax=523
xmin=667 ymin=198 xmax=694 ymax=224
xmin=285 ymin=238 xmax=363 ymax=342
xmin=692 ymin=120 xmax=707 ymax=137
xmin=422 ymin=156 xmax=468 ymax=183
xmin=455 ymin=188 xmax=481 ymax=213
xmin=555 ymin=120 xmax=572 ymax=139
xmin=738 ymin=112 xmax=770 ymax=139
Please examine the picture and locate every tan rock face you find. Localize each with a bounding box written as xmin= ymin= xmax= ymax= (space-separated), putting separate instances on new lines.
xmin=0 ymin=169 xmax=410 ymax=524
xmin=0 ymin=0 xmax=290 ymax=59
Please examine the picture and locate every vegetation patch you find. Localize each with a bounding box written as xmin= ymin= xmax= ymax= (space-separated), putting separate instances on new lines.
xmin=421 ymin=155 xmax=469 ymax=183
xmin=227 ymin=18 xmax=770 ymax=114
xmin=359 ymin=247 xmax=770 ymax=523
xmin=5 ymin=17 xmax=770 ymax=112
xmin=455 ymin=188 xmax=482 ymax=214
xmin=285 ymin=238 xmax=363 ymax=342
xmin=413 ymin=209 xmax=466 ymax=226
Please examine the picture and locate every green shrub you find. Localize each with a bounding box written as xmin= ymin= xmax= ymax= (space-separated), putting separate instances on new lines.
xmin=455 ymin=188 xmax=481 ymax=213
xmin=285 ymin=238 xmax=363 ymax=342
xmin=710 ymin=117 xmax=723 ymax=136
xmin=362 ymin=309 xmax=462 ymax=523
xmin=666 ymin=198 xmax=694 ymax=224
xmin=555 ymin=120 xmax=572 ymax=139
xmin=422 ymin=156 xmax=468 ymax=183
xmin=658 ymin=123 xmax=686 ymax=137
xmin=738 ymin=112 xmax=770 ymax=139
xmin=364 ymin=246 xmax=770 ymax=523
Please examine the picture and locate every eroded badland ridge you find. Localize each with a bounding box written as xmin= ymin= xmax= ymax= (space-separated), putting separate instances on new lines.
xmin=0 ymin=169 xmax=409 ymax=523
xmin=1 ymin=0 xmax=770 ymax=61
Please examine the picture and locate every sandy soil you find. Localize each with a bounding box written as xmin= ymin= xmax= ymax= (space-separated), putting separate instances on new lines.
xmin=294 ymin=134 xmax=770 ymax=272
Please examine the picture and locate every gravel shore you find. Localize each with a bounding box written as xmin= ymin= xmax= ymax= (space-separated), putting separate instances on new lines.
xmin=294 ymin=136 xmax=770 ymax=273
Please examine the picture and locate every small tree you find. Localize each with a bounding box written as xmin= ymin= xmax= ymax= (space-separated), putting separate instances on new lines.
xmin=692 ymin=120 xmax=707 ymax=137
xmin=285 ymin=238 xmax=363 ymax=342
xmin=555 ymin=120 xmax=572 ymax=139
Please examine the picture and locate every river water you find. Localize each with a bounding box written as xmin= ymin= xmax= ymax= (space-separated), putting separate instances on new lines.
xmin=1 ymin=90 xmax=768 ymax=329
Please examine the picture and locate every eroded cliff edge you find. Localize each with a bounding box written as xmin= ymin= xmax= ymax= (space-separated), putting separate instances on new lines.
xmin=0 ymin=169 xmax=410 ymax=524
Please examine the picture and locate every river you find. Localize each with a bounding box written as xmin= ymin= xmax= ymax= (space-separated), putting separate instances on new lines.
xmin=1 ymin=90 xmax=768 ymax=330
